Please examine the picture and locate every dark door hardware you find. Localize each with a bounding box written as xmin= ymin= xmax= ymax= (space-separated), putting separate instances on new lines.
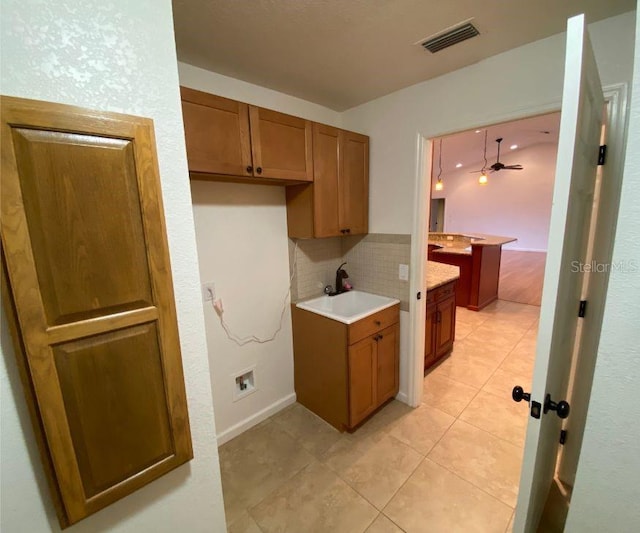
xmin=559 ymin=429 xmax=568 ymax=445
xmin=512 ymin=386 xmax=531 ymax=403
xmin=246 ymin=165 xmax=253 ymax=173
xmin=598 ymin=144 xmax=607 ymax=165
xmin=530 ymin=401 xmax=542 ymax=419
xmin=544 ymin=394 xmax=570 ymax=419
xmin=578 ymin=300 xmax=587 ymax=318
xmin=374 ymin=334 xmax=384 ymax=341
xmin=256 ymin=166 xmax=263 ymax=174
xmin=417 ymin=291 xmax=422 ymax=300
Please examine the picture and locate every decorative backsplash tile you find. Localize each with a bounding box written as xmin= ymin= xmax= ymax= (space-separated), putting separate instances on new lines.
xmin=290 ymin=234 xmax=411 ymax=310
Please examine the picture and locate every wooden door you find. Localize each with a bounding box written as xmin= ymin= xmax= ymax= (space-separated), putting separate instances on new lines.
xmin=424 ymin=302 xmax=437 ymax=368
xmin=514 ymin=14 xmax=604 ymax=531
xmin=348 ymin=335 xmax=377 ymax=427
xmin=339 ymin=131 xmax=369 ymax=235
xmin=376 ymin=324 xmax=399 ymax=404
xmin=249 ymin=106 xmax=313 ymax=182
xmin=1 ymin=96 xmax=192 ymax=527
xmin=435 ymin=294 xmax=456 ymax=358
xmin=180 ymin=87 xmax=252 ymax=177
xmin=312 ymin=123 xmax=341 ymax=237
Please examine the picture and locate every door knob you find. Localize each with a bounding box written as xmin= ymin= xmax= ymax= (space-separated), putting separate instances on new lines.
xmin=512 ymin=386 xmax=531 ymax=403
xmin=544 ymin=394 xmax=570 ymax=419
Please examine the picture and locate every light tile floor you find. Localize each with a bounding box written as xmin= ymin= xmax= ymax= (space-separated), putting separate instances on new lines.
xmin=221 ymin=299 xmax=539 ymax=533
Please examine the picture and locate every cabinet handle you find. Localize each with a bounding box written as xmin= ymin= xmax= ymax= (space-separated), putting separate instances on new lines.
xmin=374 ymin=334 xmax=383 ymax=341
xmin=256 ymin=167 xmax=263 ymax=174
xmin=378 ymin=334 xmax=384 ymax=340
xmin=346 ymin=228 xmax=351 ymax=233
xmin=374 ymin=320 xmax=381 ymax=326
xmin=246 ymin=165 xmax=253 ymax=173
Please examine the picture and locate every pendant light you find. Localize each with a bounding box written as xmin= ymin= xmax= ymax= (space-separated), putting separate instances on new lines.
xmin=478 ymin=130 xmax=489 ymax=185
xmin=435 ymin=138 xmax=444 ymax=191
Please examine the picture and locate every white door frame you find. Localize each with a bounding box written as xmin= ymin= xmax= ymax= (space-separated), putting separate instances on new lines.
xmin=407 ymin=83 xmax=629 ymax=409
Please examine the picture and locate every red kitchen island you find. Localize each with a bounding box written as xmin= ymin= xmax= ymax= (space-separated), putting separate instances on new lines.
xmin=428 ymin=233 xmax=516 ymax=311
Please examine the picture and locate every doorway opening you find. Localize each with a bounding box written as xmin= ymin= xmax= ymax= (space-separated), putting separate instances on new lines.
xmin=429 ymin=198 xmax=445 ymax=232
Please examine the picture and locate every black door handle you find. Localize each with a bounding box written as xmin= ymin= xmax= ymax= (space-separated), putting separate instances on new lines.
xmin=512 ymin=386 xmax=531 ymax=403
xmin=256 ymin=167 xmax=263 ymax=174
xmin=246 ymin=165 xmax=253 ymax=173
xmin=544 ymin=394 xmax=570 ymax=419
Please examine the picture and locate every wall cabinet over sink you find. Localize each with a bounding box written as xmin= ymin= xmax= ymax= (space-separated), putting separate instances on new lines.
xmin=180 ymin=86 xmax=313 ymax=184
xmin=286 ymin=124 xmax=369 ymax=238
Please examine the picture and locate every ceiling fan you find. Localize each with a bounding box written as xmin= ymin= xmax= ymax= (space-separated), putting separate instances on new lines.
xmin=471 ymin=134 xmax=524 ymax=174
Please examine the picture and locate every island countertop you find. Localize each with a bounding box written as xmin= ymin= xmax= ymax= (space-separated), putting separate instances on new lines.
xmin=426 ymin=261 xmax=460 ymax=291
xmin=428 ymin=232 xmax=517 ymax=255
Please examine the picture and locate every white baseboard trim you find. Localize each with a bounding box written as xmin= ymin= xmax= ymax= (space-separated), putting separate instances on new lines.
xmin=216 ymin=392 xmax=297 ymax=446
xmin=503 ymin=247 xmax=547 ymax=253
xmin=395 ymin=391 xmax=409 ymax=404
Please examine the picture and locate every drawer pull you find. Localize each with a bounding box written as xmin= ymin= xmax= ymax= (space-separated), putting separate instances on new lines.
xmin=374 ymin=334 xmax=384 ymax=341
xmin=374 ymin=320 xmax=381 ymax=326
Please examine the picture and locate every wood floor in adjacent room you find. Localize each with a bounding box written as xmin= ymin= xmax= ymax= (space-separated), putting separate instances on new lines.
xmin=499 ymin=250 xmax=547 ymax=307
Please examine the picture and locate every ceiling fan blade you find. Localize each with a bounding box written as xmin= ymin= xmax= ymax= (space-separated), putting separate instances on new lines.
xmin=469 ymin=170 xmax=485 ymax=173
xmin=503 ymin=165 xmax=524 ymax=170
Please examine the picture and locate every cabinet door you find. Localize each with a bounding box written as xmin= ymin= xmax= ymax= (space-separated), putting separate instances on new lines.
xmin=339 ymin=131 xmax=369 ymax=235
xmin=312 ymin=123 xmax=341 ymax=237
xmin=424 ymin=302 xmax=437 ymax=369
xmin=249 ymin=106 xmax=313 ymax=182
xmin=436 ymin=294 xmax=457 ymax=358
xmin=180 ymin=87 xmax=252 ymax=177
xmin=348 ymin=336 xmax=377 ymax=427
xmin=1 ymin=97 xmax=192 ymax=527
xmin=376 ymin=324 xmax=399 ymax=404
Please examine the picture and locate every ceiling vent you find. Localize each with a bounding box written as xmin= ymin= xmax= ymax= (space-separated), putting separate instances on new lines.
xmin=420 ymin=22 xmax=480 ymax=53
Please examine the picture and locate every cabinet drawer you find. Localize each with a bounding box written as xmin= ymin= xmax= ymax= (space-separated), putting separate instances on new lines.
xmin=427 ymin=282 xmax=456 ymax=303
xmin=349 ymin=304 xmax=399 ymax=345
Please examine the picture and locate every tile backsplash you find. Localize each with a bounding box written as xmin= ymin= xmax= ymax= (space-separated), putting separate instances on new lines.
xmin=290 ymin=234 xmax=411 ymax=311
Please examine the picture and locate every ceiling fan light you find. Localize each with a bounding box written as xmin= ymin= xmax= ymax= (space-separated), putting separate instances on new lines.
xmin=455 ymin=162 xmax=463 ymax=168
xmin=510 ymin=144 xmax=518 ymax=150
xmin=478 ymin=173 xmax=488 ymax=185
xmin=435 ymin=179 xmax=444 ymax=191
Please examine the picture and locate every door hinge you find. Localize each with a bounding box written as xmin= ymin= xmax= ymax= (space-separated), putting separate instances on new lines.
xmin=598 ymin=145 xmax=607 ymax=165
xmin=559 ymin=429 xmax=568 ymax=445
xmin=578 ymin=300 xmax=587 ymax=318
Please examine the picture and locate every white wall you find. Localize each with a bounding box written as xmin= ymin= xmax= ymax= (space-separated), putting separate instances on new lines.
xmin=432 ymin=143 xmax=557 ymax=251
xmin=179 ymin=63 xmax=342 ymax=442
xmin=0 ymin=1 xmax=226 ymax=531
xmin=565 ymin=8 xmax=640 ymax=531
xmin=341 ymin=12 xmax=636 ymax=235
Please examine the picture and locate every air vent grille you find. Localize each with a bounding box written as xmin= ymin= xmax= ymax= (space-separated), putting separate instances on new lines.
xmin=421 ymin=22 xmax=480 ymax=53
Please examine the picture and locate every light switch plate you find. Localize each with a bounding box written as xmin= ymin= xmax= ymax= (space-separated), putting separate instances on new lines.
xmin=399 ymin=264 xmax=409 ymax=281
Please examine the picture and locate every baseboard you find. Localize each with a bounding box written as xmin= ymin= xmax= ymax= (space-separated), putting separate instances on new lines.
xmin=503 ymin=247 xmax=547 ymax=253
xmin=395 ymin=391 xmax=409 ymax=404
xmin=216 ymin=392 xmax=297 ymax=446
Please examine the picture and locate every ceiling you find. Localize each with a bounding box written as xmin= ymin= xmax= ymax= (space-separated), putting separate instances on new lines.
xmin=172 ymin=0 xmax=634 ymax=111
xmin=432 ymin=112 xmax=561 ymax=177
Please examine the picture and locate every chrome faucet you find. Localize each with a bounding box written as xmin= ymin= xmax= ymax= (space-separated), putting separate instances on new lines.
xmin=331 ymin=262 xmax=349 ymax=296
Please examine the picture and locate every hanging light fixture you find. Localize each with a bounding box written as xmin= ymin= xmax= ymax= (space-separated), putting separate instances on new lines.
xmin=478 ymin=130 xmax=489 ymax=185
xmin=435 ymin=138 xmax=444 ymax=191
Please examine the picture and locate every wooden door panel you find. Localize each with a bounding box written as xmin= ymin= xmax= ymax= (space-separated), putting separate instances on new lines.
xmin=312 ymin=123 xmax=340 ymax=237
xmin=11 ymin=128 xmax=153 ymax=325
xmin=1 ymin=96 xmax=192 ymax=527
xmin=54 ymin=323 xmax=173 ymax=498
xmin=436 ymin=294 xmax=456 ymax=357
xmin=340 ymin=131 xmax=369 ymax=234
xmin=180 ymin=87 xmax=252 ymax=176
xmin=348 ymin=336 xmax=376 ymax=427
xmin=376 ymin=324 xmax=399 ymax=403
xmin=249 ymin=106 xmax=313 ymax=182
xmin=424 ymin=302 xmax=436 ymax=369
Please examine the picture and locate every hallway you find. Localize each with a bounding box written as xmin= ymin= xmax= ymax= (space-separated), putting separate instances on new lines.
xmin=220 ymin=300 xmax=539 ymax=532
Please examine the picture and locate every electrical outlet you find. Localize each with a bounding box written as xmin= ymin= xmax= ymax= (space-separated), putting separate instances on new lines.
xmin=399 ymin=264 xmax=409 ymax=281
xmin=202 ymin=282 xmax=216 ymax=302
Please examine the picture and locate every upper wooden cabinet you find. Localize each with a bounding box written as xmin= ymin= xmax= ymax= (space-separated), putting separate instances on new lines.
xmin=1 ymin=96 xmax=192 ymax=527
xmin=180 ymin=86 xmax=313 ymax=184
xmin=286 ymin=125 xmax=369 ymax=238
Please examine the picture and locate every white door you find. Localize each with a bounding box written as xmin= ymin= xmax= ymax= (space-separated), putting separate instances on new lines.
xmin=514 ymin=14 xmax=604 ymax=532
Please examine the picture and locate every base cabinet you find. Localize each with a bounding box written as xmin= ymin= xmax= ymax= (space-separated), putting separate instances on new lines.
xmin=292 ymin=304 xmax=399 ymax=431
xmin=425 ymin=281 xmax=457 ymax=371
